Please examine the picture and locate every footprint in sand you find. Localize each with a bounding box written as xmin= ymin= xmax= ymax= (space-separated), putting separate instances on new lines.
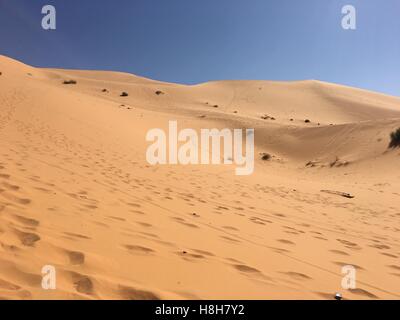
xmin=63 ymin=232 xmax=91 ymax=240
xmin=136 ymin=221 xmax=153 ymax=228
xmin=277 ymin=239 xmax=295 ymax=245
xmin=171 ymin=217 xmax=199 ymax=229
xmin=14 ymin=229 xmax=40 ymax=247
xmin=0 ymin=192 xmax=31 ymax=205
xmin=274 ymin=213 xmax=286 ymax=218
xmin=232 ymin=264 xmax=270 ymax=280
xmin=70 ymin=272 xmax=95 ymax=296
xmin=1 ymin=182 xmax=20 ymax=191
xmin=313 ymin=236 xmax=328 ymax=241
xmin=11 ymin=214 xmax=40 ymax=228
xmin=348 ymin=288 xmax=378 ymax=299
xmin=222 ymin=226 xmax=239 ymax=231
xmin=124 ymin=245 xmax=155 ymax=255
xmin=131 ymin=210 xmax=146 ymax=215
xmin=108 ymin=216 xmax=126 ymax=222
xmin=380 ymin=252 xmax=398 ymax=258
xmin=387 ymin=265 xmax=400 ymax=271
xmin=269 ymin=246 xmax=291 ymax=254
xmin=191 ymin=249 xmax=215 ymax=257
xmin=66 ymin=250 xmax=85 ymax=265
xmin=127 ymin=203 xmax=141 ymax=208
xmin=329 ymin=249 xmax=349 ymax=256
xmin=118 ymin=285 xmax=159 ymax=300
xmin=336 ymin=239 xmax=361 ymax=250
xmin=233 ymin=264 xmax=261 ymax=274
xmin=0 ymin=278 xmax=21 ymax=291
xmin=281 ymin=271 xmax=312 ymax=281
xmin=369 ymin=244 xmax=391 ymax=250
xmin=220 ymin=236 xmax=241 ymax=243
xmin=176 ymin=250 xmax=205 ymax=260
xmin=249 ymin=217 xmax=272 ymax=225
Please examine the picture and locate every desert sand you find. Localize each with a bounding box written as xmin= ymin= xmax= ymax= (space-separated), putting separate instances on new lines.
xmin=0 ymin=55 xmax=399 ymax=300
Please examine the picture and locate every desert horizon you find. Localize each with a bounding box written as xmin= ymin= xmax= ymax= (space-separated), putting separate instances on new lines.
xmin=1 ymin=53 xmax=400 ymax=300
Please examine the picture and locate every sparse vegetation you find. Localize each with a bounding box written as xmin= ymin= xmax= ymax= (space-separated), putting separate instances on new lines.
xmin=261 ymin=115 xmax=275 ymax=120
xmin=102 ymin=89 xmax=108 ymax=92
xmin=304 ymin=119 xmax=310 ymax=123
xmin=155 ymin=90 xmax=164 ymax=95
xmin=213 ymin=105 xmax=219 ymax=108
xmin=120 ymin=92 xmax=129 ymax=97
xmin=63 ymin=80 xmax=77 ymax=85
xmin=260 ymin=153 xmax=271 ymax=161
xmin=389 ymin=128 xmax=400 ymax=148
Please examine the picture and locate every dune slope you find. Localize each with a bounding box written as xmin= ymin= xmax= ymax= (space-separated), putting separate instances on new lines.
xmin=0 ymin=55 xmax=400 ymax=300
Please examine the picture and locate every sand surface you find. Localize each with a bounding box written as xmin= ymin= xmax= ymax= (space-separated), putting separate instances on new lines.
xmin=0 ymin=55 xmax=400 ymax=300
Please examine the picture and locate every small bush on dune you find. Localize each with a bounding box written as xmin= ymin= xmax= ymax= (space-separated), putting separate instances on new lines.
xmin=261 ymin=115 xmax=275 ymax=120
xmin=120 ymin=92 xmax=129 ymax=97
xmin=260 ymin=153 xmax=271 ymax=161
xmin=63 ymin=80 xmax=77 ymax=85
xmin=389 ymin=128 xmax=400 ymax=148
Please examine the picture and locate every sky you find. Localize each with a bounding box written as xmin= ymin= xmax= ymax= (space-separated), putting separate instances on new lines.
xmin=0 ymin=0 xmax=399 ymax=96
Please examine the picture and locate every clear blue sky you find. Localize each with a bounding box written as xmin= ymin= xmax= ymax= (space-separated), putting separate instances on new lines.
xmin=0 ymin=0 xmax=399 ymax=96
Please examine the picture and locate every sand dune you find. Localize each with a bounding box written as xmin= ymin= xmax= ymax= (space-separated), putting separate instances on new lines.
xmin=0 ymin=55 xmax=399 ymax=300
